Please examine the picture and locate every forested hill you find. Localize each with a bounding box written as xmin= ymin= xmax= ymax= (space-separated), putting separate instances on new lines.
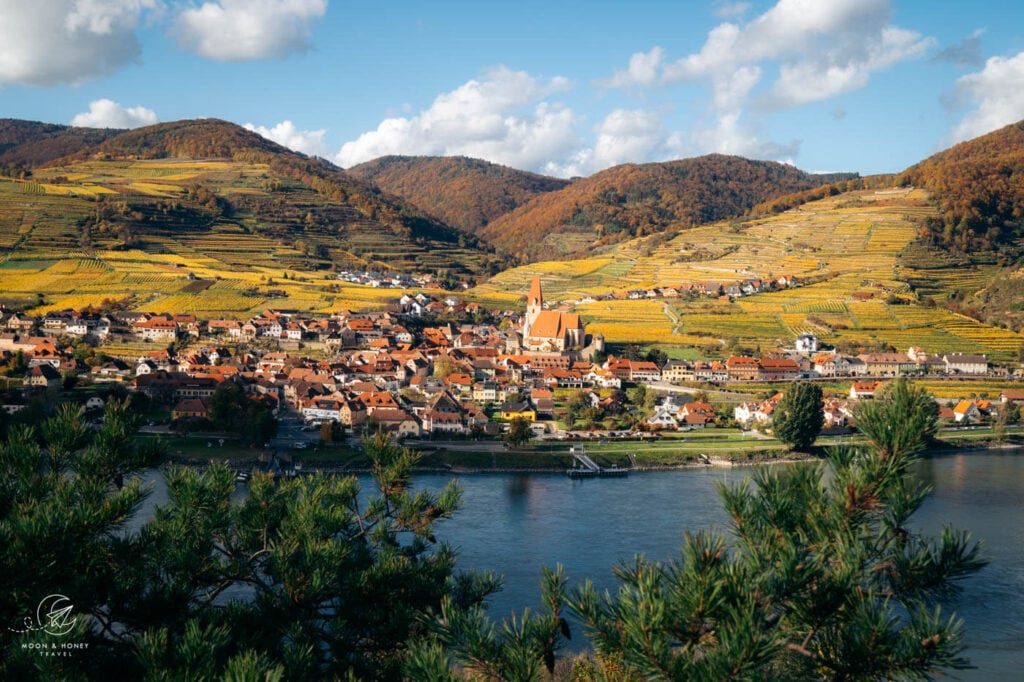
xmin=895 ymin=119 xmax=1024 ymax=331
xmin=61 ymin=119 xmax=473 ymax=242
xmin=347 ymin=155 xmax=571 ymax=236
xmin=63 ymin=118 xmax=291 ymax=162
xmin=0 ymin=119 xmax=499 ymax=278
xmin=0 ymin=119 xmax=124 ymax=171
xmin=476 ymin=154 xmax=857 ymax=261
xmin=900 ymin=120 xmax=1024 ymax=254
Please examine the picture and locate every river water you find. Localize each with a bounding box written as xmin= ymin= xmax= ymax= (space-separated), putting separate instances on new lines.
xmin=137 ymin=451 xmax=1024 ymax=678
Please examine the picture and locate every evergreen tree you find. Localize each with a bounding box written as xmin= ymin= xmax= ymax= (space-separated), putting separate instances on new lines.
xmin=852 ymin=379 xmax=938 ymax=458
xmin=410 ymin=381 xmax=985 ymax=680
xmin=773 ymin=381 xmax=824 ymax=450
xmin=0 ymin=381 xmax=988 ymax=680
xmin=1 ymin=423 xmax=498 ymax=680
xmin=1 ymin=401 xmax=164 ymax=679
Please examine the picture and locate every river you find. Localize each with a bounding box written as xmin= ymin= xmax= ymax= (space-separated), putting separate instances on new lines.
xmin=136 ymin=451 xmax=1024 ymax=678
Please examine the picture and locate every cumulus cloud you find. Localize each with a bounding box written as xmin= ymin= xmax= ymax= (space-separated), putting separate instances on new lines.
xmin=171 ymin=0 xmax=327 ymax=61
xmin=768 ymin=25 xmax=931 ymax=107
xmin=596 ymin=47 xmax=665 ymax=89
xmin=336 ymin=67 xmax=581 ymax=172
xmin=546 ymin=109 xmax=684 ymax=178
xmin=693 ymin=112 xmax=800 ymax=161
xmin=244 ymin=120 xmax=329 ymax=157
xmin=599 ymin=0 xmax=931 ymax=161
xmin=714 ymin=2 xmax=751 ymax=19
xmin=71 ymin=99 xmax=158 ymax=129
xmin=0 ymin=1 xmax=156 ymax=86
xmin=947 ymin=51 xmax=1024 ymax=144
xmin=661 ymin=0 xmax=933 ymax=108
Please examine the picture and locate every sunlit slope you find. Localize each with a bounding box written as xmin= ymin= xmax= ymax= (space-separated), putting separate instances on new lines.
xmin=473 ymin=187 xmax=1022 ymax=361
xmin=0 ymin=157 xmax=439 ymax=316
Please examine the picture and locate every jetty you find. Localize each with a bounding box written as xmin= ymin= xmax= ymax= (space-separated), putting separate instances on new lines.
xmin=567 ymin=450 xmax=629 ymax=478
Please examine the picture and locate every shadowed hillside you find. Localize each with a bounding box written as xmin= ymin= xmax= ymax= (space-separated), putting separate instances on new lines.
xmin=0 ymin=119 xmax=124 ymax=171
xmin=477 ymin=154 xmax=857 ymax=261
xmin=347 ymin=155 xmax=570 ymax=237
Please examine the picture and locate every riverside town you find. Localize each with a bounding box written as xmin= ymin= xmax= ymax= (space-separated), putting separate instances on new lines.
xmin=5 ymin=2 xmax=1024 ymax=676
xmin=1 ymin=274 xmax=1019 ymax=459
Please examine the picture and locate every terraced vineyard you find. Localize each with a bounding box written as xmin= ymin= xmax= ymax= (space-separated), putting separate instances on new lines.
xmin=574 ymin=299 xmax=676 ymax=344
xmin=0 ymin=155 xmax=489 ymax=316
xmin=473 ymin=188 xmax=1024 ymax=361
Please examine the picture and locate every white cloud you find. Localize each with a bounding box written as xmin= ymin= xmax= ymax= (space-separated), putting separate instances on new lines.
xmin=714 ymin=2 xmax=751 ymax=20
xmin=546 ymin=109 xmax=684 ymax=178
xmin=947 ymin=51 xmax=1024 ymax=144
xmin=599 ymin=0 xmax=931 ymax=162
xmin=692 ymin=112 xmax=800 ymax=160
xmin=768 ymin=25 xmax=932 ymax=108
xmin=336 ymin=67 xmax=581 ymax=172
xmin=712 ymin=65 xmax=761 ymax=111
xmin=0 ymin=1 xmax=156 ymax=86
xmin=171 ymin=0 xmax=327 ymax=61
xmin=71 ymin=99 xmax=158 ymax=129
xmin=661 ymin=0 xmax=933 ymax=108
xmin=244 ymin=120 xmax=329 ymax=157
xmin=596 ymin=47 xmax=664 ymax=89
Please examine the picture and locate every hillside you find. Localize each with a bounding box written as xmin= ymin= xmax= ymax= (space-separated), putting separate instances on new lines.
xmin=900 ymin=120 xmax=1024 ymax=253
xmin=477 ymin=155 xmax=856 ymax=261
xmin=347 ymin=155 xmax=570 ymax=237
xmin=897 ymin=120 xmax=1024 ymax=330
xmin=0 ymin=119 xmax=124 ymax=171
xmin=0 ymin=119 xmax=502 ymax=317
xmin=472 ymin=186 xmax=1024 ymax=362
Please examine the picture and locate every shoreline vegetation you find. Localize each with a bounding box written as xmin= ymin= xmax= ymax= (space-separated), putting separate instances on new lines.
xmin=161 ymin=431 xmax=1024 ymax=475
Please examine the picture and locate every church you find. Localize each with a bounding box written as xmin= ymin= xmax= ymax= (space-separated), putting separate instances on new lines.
xmin=522 ymin=276 xmax=585 ymax=353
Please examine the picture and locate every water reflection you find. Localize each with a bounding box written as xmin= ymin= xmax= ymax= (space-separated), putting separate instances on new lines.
xmin=503 ymin=475 xmax=531 ymax=509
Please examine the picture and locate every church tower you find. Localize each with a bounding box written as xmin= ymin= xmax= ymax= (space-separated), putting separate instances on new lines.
xmin=524 ymin=275 xmax=543 ymax=338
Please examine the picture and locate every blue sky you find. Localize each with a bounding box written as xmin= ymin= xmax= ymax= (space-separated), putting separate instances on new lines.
xmin=2 ymin=0 xmax=1024 ymax=177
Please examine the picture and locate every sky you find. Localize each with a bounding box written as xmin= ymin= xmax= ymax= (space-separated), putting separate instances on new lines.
xmin=2 ymin=0 xmax=1024 ymax=178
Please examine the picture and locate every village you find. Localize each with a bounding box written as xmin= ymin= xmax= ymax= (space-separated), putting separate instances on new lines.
xmin=0 ymin=275 xmax=1022 ymax=453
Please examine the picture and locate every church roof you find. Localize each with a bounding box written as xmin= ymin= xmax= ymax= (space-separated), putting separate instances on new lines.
xmin=529 ymin=310 xmax=580 ymax=340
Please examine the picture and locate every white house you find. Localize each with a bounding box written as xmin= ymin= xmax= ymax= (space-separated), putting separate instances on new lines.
xmin=795 ymin=333 xmax=819 ymax=353
xmin=942 ymin=354 xmax=988 ymax=375
xmin=645 ymin=405 xmax=679 ymax=430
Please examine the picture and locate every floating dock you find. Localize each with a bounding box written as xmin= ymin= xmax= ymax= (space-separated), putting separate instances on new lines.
xmin=567 ymin=452 xmax=629 ymax=478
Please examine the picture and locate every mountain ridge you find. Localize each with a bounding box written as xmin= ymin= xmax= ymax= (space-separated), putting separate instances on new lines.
xmin=0 ymin=118 xmax=500 ymax=281
xmin=477 ymin=155 xmax=858 ymax=261
xmin=0 ymin=118 xmax=125 ymax=170
xmin=3 ymin=116 xmax=1024 ymax=328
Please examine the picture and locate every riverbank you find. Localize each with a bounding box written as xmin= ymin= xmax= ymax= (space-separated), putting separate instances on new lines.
xmin=160 ymin=429 xmax=1022 ymax=475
